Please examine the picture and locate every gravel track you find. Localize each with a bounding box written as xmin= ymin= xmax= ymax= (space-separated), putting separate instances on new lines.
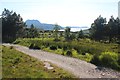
xmin=3 ymin=43 xmax=120 ymax=78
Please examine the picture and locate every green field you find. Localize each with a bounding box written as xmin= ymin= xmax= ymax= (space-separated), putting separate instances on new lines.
xmin=13 ymin=38 xmax=120 ymax=71
xmin=2 ymin=45 xmax=75 ymax=78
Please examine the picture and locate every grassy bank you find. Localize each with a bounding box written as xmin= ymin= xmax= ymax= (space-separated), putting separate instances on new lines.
xmin=13 ymin=38 xmax=120 ymax=71
xmin=2 ymin=45 xmax=75 ymax=78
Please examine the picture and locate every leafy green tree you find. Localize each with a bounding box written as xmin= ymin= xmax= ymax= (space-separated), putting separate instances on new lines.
xmin=77 ymin=30 xmax=84 ymax=40
xmin=90 ymin=15 xmax=120 ymax=43
xmin=16 ymin=22 xmax=27 ymax=38
xmin=90 ymin=15 xmax=106 ymax=41
xmin=105 ymin=16 xmax=119 ymax=42
xmin=113 ymin=17 xmax=120 ymax=42
xmin=70 ymin=33 xmax=76 ymax=40
xmin=28 ymin=24 xmax=39 ymax=38
xmin=53 ymin=24 xmax=60 ymax=41
xmin=116 ymin=17 xmax=120 ymax=42
xmin=64 ymin=27 xmax=71 ymax=41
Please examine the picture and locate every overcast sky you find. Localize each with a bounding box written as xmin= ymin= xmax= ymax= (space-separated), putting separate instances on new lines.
xmin=0 ymin=0 xmax=119 ymax=27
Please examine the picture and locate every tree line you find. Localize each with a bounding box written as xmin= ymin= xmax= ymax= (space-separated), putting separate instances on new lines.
xmin=2 ymin=9 xmax=39 ymax=42
xmin=90 ymin=15 xmax=120 ymax=43
xmin=2 ymin=8 xmax=120 ymax=43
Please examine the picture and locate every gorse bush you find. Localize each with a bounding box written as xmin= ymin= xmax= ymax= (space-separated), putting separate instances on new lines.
xmin=90 ymin=54 xmax=100 ymax=65
xmin=66 ymin=50 xmax=72 ymax=57
xmin=58 ymin=45 xmax=62 ymax=49
xmin=29 ymin=43 xmax=41 ymax=49
xmin=29 ymin=43 xmax=34 ymax=49
xmin=13 ymin=40 xmax=20 ymax=44
xmin=99 ymin=52 xmax=118 ymax=65
xmin=99 ymin=52 xmax=120 ymax=69
xmin=50 ymin=45 xmax=57 ymax=50
xmin=118 ymin=54 xmax=120 ymax=65
xmin=63 ymin=45 xmax=68 ymax=51
xmin=91 ymin=52 xmax=120 ymax=70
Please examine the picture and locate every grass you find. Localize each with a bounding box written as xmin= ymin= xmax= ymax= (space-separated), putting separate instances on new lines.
xmin=2 ymin=45 xmax=75 ymax=78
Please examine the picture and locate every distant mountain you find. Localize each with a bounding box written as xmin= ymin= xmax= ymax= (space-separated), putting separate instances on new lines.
xmin=25 ymin=20 xmax=63 ymax=30
xmin=25 ymin=20 xmax=41 ymax=28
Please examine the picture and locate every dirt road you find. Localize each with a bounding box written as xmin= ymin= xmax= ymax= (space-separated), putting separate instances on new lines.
xmin=3 ymin=43 xmax=120 ymax=78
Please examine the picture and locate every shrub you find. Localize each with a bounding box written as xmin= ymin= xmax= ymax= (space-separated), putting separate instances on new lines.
xmin=90 ymin=52 xmax=120 ymax=70
xmin=29 ymin=43 xmax=40 ymax=50
xmin=90 ymin=54 xmax=100 ymax=65
xmin=99 ymin=52 xmax=118 ymax=65
xmin=66 ymin=50 xmax=72 ymax=57
xmin=99 ymin=52 xmax=120 ymax=70
xmin=50 ymin=45 xmax=57 ymax=50
xmin=118 ymin=54 xmax=120 ymax=65
xmin=44 ymin=42 xmax=50 ymax=47
xmin=63 ymin=45 xmax=68 ymax=51
xmin=87 ymin=47 xmax=103 ymax=55
xmin=73 ymin=46 xmax=81 ymax=54
xmin=13 ymin=40 xmax=20 ymax=44
xmin=53 ymin=38 xmax=60 ymax=42
xmin=58 ymin=45 xmax=62 ymax=49
xmin=82 ymin=52 xmax=86 ymax=55
xmin=33 ymin=45 xmax=41 ymax=49
xmin=29 ymin=43 xmax=34 ymax=49
xmin=61 ymin=53 xmax=64 ymax=55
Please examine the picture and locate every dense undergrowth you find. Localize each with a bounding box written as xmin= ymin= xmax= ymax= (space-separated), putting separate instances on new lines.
xmin=13 ymin=38 xmax=120 ymax=71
